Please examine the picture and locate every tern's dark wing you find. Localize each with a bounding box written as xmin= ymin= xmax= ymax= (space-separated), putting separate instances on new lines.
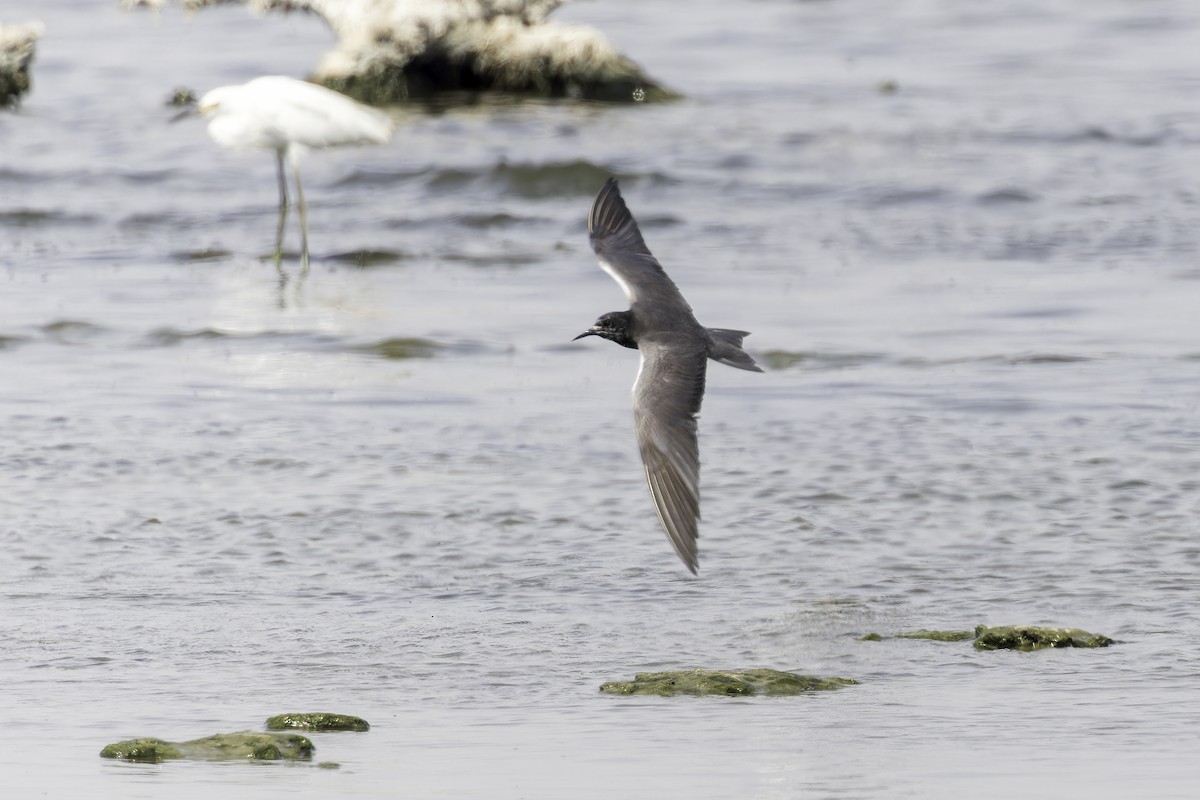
xmin=632 ymin=334 xmax=708 ymax=574
xmin=588 ymin=178 xmax=692 ymax=314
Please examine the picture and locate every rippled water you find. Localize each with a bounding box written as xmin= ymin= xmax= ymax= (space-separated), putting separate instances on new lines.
xmin=3 ymin=1 xmax=1200 ymax=797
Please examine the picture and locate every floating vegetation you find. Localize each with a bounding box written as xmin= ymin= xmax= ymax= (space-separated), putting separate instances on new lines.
xmin=170 ymin=248 xmax=234 ymax=262
xmin=0 ymin=208 xmax=100 ymax=227
xmin=881 ymin=625 xmax=1115 ymax=650
xmin=326 ymin=249 xmax=410 ymax=268
xmin=358 ymin=337 xmax=443 ymax=360
xmin=600 ymin=668 xmax=857 ymax=697
xmin=266 ymin=713 xmax=370 ymax=732
xmin=973 ymin=625 xmax=1114 ymax=651
xmin=897 ymin=629 xmax=976 ymax=642
xmin=100 ymin=732 xmax=314 ymax=763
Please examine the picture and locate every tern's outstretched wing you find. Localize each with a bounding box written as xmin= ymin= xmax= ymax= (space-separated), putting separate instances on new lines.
xmin=632 ymin=333 xmax=709 ymax=574
xmin=588 ymin=178 xmax=692 ymax=316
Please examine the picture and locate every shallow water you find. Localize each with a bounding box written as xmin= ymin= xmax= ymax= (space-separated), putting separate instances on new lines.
xmin=3 ymin=0 xmax=1200 ymax=797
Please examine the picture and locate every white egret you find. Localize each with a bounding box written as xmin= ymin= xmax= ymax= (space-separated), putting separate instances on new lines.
xmin=195 ymin=75 xmax=394 ymax=265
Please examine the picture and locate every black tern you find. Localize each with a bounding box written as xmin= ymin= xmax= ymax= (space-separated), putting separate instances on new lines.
xmin=574 ymin=178 xmax=763 ymax=574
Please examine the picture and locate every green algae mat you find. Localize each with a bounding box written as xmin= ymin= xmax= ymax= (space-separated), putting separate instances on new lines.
xmin=101 ymin=711 xmax=371 ymax=763
xmin=266 ymin=712 xmax=370 ymax=732
xmin=600 ymin=668 xmax=858 ymax=697
xmin=897 ymin=629 xmax=977 ymax=642
xmin=872 ymin=624 xmax=1115 ymax=651
xmin=100 ymin=732 xmax=314 ymax=763
xmin=973 ymin=625 xmax=1114 ymax=650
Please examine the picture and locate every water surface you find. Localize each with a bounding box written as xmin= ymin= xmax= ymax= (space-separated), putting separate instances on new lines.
xmin=2 ymin=1 xmax=1200 ymax=797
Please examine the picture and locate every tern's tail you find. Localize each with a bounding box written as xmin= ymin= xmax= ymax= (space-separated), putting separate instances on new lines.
xmin=707 ymin=328 xmax=763 ymax=372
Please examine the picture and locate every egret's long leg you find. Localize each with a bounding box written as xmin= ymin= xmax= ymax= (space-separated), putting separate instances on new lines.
xmin=274 ymin=149 xmax=289 ymax=264
xmin=292 ymin=157 xmax=310 ymax=274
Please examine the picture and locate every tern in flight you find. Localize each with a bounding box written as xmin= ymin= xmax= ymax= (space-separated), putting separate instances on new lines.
xmin=575 ymin=178 xmax=762 ymax=574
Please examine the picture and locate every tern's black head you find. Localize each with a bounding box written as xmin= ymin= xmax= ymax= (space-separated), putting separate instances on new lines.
xmin=573 ymin=310 xmax=637 ymax=350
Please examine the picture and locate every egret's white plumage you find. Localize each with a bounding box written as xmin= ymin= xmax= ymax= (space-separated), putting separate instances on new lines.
xmin=196 ymin=75 xmax=394 ymax=264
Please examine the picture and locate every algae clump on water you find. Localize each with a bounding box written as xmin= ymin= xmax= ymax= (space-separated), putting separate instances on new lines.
xmin=889 ymin=625 xmax=1114 ymax=649
xmin=98 ymin=738 xmax=183 ymax=763
xmin=266 ymin=712 xmax=370 ymax=732
xmin=973 ymin=625 xmax=1114 ymax=651
xmin=100 ymin=732 xmax=314 ymax=763
xmin=897 ymin=629 xmax=976 ymax=642
xmin=600 ymin=668 xmax=857 ymax=697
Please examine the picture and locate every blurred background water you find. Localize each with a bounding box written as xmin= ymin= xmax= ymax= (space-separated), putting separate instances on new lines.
xmin=2 ymin=0 xmax=1199 ymax=797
